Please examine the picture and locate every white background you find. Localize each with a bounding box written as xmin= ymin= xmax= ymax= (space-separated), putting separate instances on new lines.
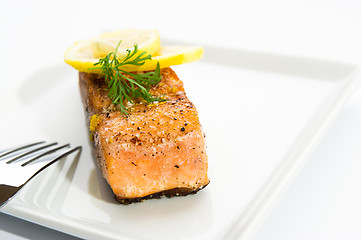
xmin=1 ymin=0 xmax=361 ymax=239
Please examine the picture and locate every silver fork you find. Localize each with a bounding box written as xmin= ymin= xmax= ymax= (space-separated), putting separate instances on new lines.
xmin=0 ymin=141 xmax=82 ymax=208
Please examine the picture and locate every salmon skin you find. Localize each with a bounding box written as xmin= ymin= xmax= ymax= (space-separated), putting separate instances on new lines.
xmin=79 ymin=68 xmax=209 ymax=204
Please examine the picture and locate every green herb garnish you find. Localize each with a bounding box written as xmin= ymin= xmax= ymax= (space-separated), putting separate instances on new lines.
xmin=90 ymin=41 xmax=165 ymax=114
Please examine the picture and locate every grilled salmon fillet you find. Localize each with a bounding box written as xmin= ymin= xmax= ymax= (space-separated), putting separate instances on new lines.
xmin=79 ymin=68 xmax=209 ymax=204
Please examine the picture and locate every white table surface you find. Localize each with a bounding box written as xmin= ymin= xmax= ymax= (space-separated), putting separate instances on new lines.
xmin=1 ymin=0 xmax=361 ymax=239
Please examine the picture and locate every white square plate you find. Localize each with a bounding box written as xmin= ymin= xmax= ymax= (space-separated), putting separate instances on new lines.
xmin=1 ymin=43 xmax=360 ymax=240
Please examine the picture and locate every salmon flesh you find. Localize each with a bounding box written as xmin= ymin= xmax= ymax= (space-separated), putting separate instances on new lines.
xmin=79 ymin=68 xmax=209 ymax=204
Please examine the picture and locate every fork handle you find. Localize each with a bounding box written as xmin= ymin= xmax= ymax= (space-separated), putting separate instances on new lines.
xmin=0 ymin=184 xmax=22 ymax=208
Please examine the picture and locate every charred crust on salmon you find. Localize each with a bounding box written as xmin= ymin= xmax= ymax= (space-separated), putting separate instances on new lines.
xmin=79 ymin=68 xmax=209 ymax=204
xmin=114 ymin=183 xmax=209 ymax=205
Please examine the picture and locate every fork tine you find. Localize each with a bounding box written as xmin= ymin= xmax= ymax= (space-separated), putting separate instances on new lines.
xmin=0 ymin=141 xmax=45 ymax=159
xmin=21 ymin=144 xmax=70 ymax=166
xmin=23 ymin=146 xmax=82 ymax=185
xmin=6 ymin=142 xmax=58 ymax=164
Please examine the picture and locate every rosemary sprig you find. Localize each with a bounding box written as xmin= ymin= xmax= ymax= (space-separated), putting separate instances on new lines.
xmin=90 ymin=41 xmax=165 ymax=114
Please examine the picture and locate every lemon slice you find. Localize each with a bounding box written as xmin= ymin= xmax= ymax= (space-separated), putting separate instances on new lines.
xmin=92 ymin=29 xmax=160 ymax=59
xmin=65 ymin=41 xmax=203 ymax=74
xmin=64 ymin=40 xmax=101 ymax=74
xmin=134 ymin=46 xmax=203 ymax=71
